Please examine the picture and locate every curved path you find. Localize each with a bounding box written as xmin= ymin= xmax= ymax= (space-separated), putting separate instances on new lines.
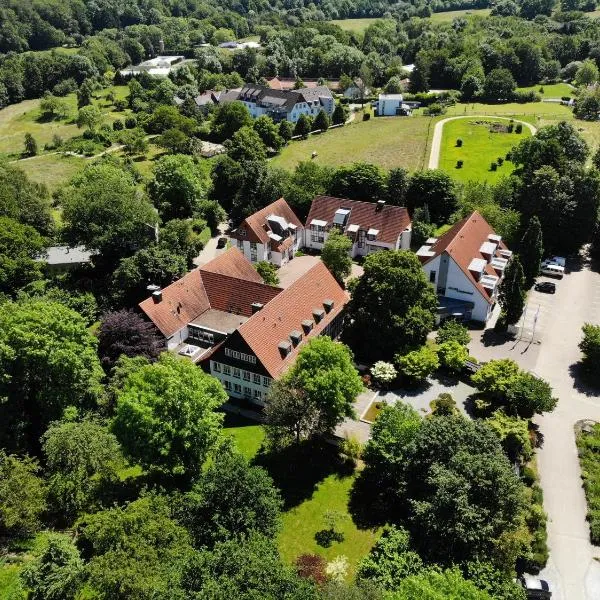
xmin=427 ymin=115 xmax=537 ymax=169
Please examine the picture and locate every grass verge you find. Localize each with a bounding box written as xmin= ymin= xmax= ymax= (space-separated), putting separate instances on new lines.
xmin=576 ymin=422 xmax=600 ymax=544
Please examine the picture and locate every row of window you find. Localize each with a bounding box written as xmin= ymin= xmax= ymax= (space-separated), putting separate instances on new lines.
xmin=224 ymin=348 xmax=257 ymax=364
xmin=222 ymin=381 xmax=263 ymax=399
xmin=213 ymin=362 xmax=271 ymax=387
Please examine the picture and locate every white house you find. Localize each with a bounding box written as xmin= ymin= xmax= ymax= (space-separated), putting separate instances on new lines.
xmin=221 ymin=83 xmax=335 ymax=123
xmin=119 ymin=55 xmax=185 ymax=77
xmin=416 ymin=211 xmax=512 ymax=323
xmin=231 ymin=198 xmax=304 ymax=267
xmin=375 ymin=94 xmax=412 ymax=116
xmin=304 ymin=196 xmax=412 ymax=257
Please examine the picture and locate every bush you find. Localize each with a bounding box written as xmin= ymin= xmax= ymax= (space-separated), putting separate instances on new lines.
xmin=456 ymin=138 xmax=463 ymax=147
xmin=515 ymin=123 xmax=523 ymax=134
xmin=436 ymin=320 xmax=470 ymax=346
xmin=424 ymin=103 xmax=445 ymax=116
xmin=512 ymin=90 xmax=541 ymax=103
xmin=396 ymin=346 xmax=439 ymax=384
xmin=295 ymin=554 xmax=327 ymax=585
xmin=579 ymin=323 xmax=600 ymax=376
xmin=363 ymin=112 xmax=371 ymax=121
xmin=430 ymin=393 xmax=457 ymax=416
xmin=497 ymin=157 xmax=504 ymax=165
xmin=456 ymin=160 xmax=463 ymax=168
xmin=371 ymin=361 xmax=397 ymax=387
xmin=437 ymin=340 xmax=469 ymax=373
xmin=490 ymin=162 xmax=497 ymax=171
xmin=113 ymin=119 xmax=124 ymax=131
xmin=340 ymin=434 xmax=363 ymax=465
xmin=125 ymin=116 xmax=137 ymax=129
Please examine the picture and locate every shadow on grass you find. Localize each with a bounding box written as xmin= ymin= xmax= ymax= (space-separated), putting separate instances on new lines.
xmin=253 ymin=439 xmax=353 ymax=510
xmin=314 ymin=528 xmax=344 ymax=547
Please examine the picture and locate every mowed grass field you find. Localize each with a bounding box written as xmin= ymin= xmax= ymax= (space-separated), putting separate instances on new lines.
xmin=328 ymin=18 xmax=382 ymax=33
xmin=272 ymin=116 xmax=435 ymax=171
xmin=516 ymin=82 xmax=574 ymax=98
xmin=17 ymin=153 xmax=86 ymax=191
xmin=439 ymin=118 xmax=531 ymax=183
xmin=429 ymin=7 xmax=491 ymax=22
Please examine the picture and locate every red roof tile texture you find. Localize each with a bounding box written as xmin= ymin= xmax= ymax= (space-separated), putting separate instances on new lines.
xmin=231 ymin=198 xmax=303 ymax=245
xmin=306 ymin=196 xmax=411 ymax=246
xmin=236 ymin=261 xmax=349 ymax=378
xmin=423 ymin=211 xmax=508 ymax=304
xmin=139 ymin=248 xmax=281 ymax=338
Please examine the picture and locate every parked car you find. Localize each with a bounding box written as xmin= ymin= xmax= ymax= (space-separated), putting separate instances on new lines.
xmin=534 ymin=281 xmax=556 ymax=294
xmin=519 ymin=576 xmax=552 ymax=599
xmin=217 ymin=237 xmax=227 ymax=248
xmin=544 ymin=256 xmax=566 ymax=268
xmin=540 ymin=264 xmax=564 ymax=278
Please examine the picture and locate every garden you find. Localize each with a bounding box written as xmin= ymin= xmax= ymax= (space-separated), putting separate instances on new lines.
xmin=576 ymin=421 xmax=600 ymax=545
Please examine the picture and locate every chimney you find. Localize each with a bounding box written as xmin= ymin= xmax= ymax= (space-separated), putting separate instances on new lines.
xmin=152 ymin=290 xmax=162 ymax=303
xmin=376 ymin=200 xmax=386 ymax=212
xmin=251 ymin=302 xmax=264 ymax=314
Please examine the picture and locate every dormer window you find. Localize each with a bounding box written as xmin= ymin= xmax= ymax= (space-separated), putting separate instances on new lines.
xmin=239 ymin=228 xmax=246 ymax=237
xmin=313 ymin=308 xmax=325 ymax=322
xmin=290 ymin=330 xmax=303 ymax=346
xmin=323 ymin=299 xmax=334 ymax=313
xmin=278 ymin=340 xmax=292 ymax=357
xmin=302 ymin=319 xmax=314 ymax=333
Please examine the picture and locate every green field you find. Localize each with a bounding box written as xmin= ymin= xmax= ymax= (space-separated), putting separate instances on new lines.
xmin=445 ymin=101 xmax=572 ymax=120
xmin=272 ymin=116 xmax=435 ymax=172
xmin=516 ymin=82 xmax=574 ymax=98
xmin=429 ymin=8 xmax=491 ymax=22
xmin=328 ymin=18 xmax=382 ymax=33
xmin=223 ymin=412 xmax=265 ymax=460
xmin=439 ymin=118 xmax=531 ymax=183
xmin=16 ymin=153 xmax=86 ymax=190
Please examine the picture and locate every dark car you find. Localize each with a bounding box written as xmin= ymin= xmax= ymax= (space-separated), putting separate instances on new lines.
xmin=519 ymin=576 xmax=552 ymax=599
xmin=534 ymin=281 xmax=556 ymax=294
xmin=217 ymin=237 xmax=227 ymax=249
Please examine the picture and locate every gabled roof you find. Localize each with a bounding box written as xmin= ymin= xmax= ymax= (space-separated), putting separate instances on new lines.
xmin=305 ymin=196 xmax=411 ymax=245
xmin=232 ymin=198 xmax=303 ymax=246
xmin=421 ymin=211 xmax=508 ymax=304
xmin=235 ymin=261 xmax=349 ymax=378
xmin=139 ymin=248 xmax=281 ymax=338
xmin=266 ymin=77 xmax=340 ymax=91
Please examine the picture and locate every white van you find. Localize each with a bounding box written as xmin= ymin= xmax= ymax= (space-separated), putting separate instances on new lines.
xmin=540 ymin=264 xmax=564 ymax=278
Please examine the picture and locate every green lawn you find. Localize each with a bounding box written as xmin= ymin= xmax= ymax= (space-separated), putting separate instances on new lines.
xmin=328 ymin=18 xmax=383 ymax=33
xmin=576 ymin=423 xmax=600 ymax=545
xmin=223 ymin=412 xmax=265 ymax=460
xmin=429 ymin=8 xmax=491 ymax=22
xmin=516 ymin=83 xmax=574 ymax=98
xmin=439 ymin=118 xmax=531 ymax=183
xmin=16 ymin=153 xmax=86 ymax=191
xmin=272 ymin=116 xmax=435 ymax=172
xmin=445 ymin=101 xmax=572 ymax=120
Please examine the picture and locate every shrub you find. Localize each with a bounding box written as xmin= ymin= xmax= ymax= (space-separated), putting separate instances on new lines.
xmin=295 ymin=554 xmax=327 ymax=585
xmin=579 ymin=323 xmax=600 ymax=375
xmin=113 ymin=119 xmax=124 ymax=131
xmin=125 ymin=116 xmax=137 ymax=129
xmin=340 ymin=434 xmax=363 ymax=465
xmin=507 ymin=124 xmax=514 ymax=133
xmin=362 ymin=112 xmax=371 ymax=121
xmin=491 ymin=162 xmax=497 ymax=171
xmin=396 ymin=346 xmax=439 ymax=383
xmin=456 ymin=138 xmax=463 ymax=147
xmin=515 ymin=123 xmax=523 ymax=134
xmin=371 ymin=361 xmax=397 ymax=387
xmin=497 ymin=157 xmax=504 ymax=165
xmin=539 ymin=86 xmax=544 ymax=94
xmin=437 ymin=340 xmax=469 ymax=373
xmin=430 ymin=393 xmax=457 ymax=416
xmin=436 ymin=320 xmax=470 ymax=346
xmin=456 ymin=160 xmax=463 ymax=168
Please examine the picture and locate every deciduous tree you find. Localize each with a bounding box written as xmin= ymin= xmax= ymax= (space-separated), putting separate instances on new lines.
xmin=518 ymin=216 xmax=543 ymax=288
xmin=406 ymin=170 xmax=458 ymax=225
xmin=396 ymin=346 xmax=440 ymax=383
xmin=255 ymin=260 xmax=279 ymax=285
xmin=321 ymin=228 xmax=352 ymax=283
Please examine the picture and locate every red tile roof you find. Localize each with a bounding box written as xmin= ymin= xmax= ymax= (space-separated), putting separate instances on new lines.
xmin=306 ymin=196 xmax=411 ymax=246
xmin=236 ymin=261 xmax=349 ymax=378
xmin=422 ymin=211 xmax=508 ymax=304
xmin=139 ymin=248 xmax=281 ymax=338
xmin=231 ymin=198 xmax=303 ymax=246
xmin=266 ymin=77 xmax=340 ymax=91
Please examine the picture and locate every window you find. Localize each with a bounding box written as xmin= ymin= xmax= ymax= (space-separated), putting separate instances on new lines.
xmin=223 ymin=380 xmax=232 ymax=391
xmin=237 ymin=239 xmax=243 ymax=249
xmin=263 ymin=376 xmax=271 ymax=387
xmin=223 ymin=365 xmax=231 ymax=376
xmin=234 ymin=383 xmax=241 ymax=393
xmin=239 ymin=228 xmax=246 ymax=237
xmin=243 ymin=370 xmax=250 ymax=381
xmin=212 ymin=362 xmax=221 ymax=373
xmin=189 ymin=328 xmax=214 ymax=345
xmin=429 ymin=270 xmax=436 ymax=284
xmin=233 ymin=368 xmax=241 ymax=379
xmin=253 ymin=389 xmax=262 ymax=399
xmin=224 ymin=348 xmax=256 ymax=364
xmin=253 ymin=374 xmax=261 ymax=384
xmin=243 ymin=386 xmax=251 ymax=397
xmin=311 ymin=224 xmax=325 ymax=244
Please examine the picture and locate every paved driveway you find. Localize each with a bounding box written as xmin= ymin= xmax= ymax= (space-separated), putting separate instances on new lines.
xmin=193 ymin=223 xmax=227 ymax=267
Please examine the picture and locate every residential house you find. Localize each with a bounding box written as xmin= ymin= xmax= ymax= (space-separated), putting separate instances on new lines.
xmin=39 ymin=245 xmax=93 ymax=274
xmin=231 ymin=198 xmax=304 ymax=266
xmin=266 ymin=77 xmax=340 ymax=92
xmin=221 ymin=83 xmax=335 ymax=122
xmin=304 ymin=196 xmax=412 ymax=257
xmin=416 ymin=211 xmax=512 ymax=323
xmin=375 ymin=94 xmax=412 ymax=116
xmin=139 ymin=248 xmax=349 ymax=405
xmin=343 ymin=78 xmax=370 ymax=100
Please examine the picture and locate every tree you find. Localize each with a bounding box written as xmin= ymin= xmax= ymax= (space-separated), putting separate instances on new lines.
xmin=356 ymin=526 xmax=423 ymax=590
xmin=157 ymin=128 xmax=190 ymax=154
xmin=505 ymin=372 xmax=558 ymax=417
xmin=226 ymin=126 xmax=268 ymax=162
xmin=0 ymin=451 xmax=46 ymax=536
xmin=386 ymin=568 xmax=493 ymax=599
xmin=42 ymin=419 xmax=122 ymax=520
xmin=24 ymin=133 xmax=38 ymax=156
xmin=279 ymin=119 xmax=294 ymax=143
xmin=436 ymin=320 xmax=470 ymax=346
xmin=471 ymin=359 xmax=522 ymax=398
xmin=76 ymin=105 xmax=103 ymax=132
xmin=112 ymin=353 xmax=226 ymax=479
xmin=497 ymin=256 xmax=526 ymax=327
xmin=78 ymin=494 xmax=192 ymax=600
xmin=77 ymin=79 xmax=94 ymax=108
xmin=580 ymin=323 xmax=600 ymax=374
xmin=396 ymin=346 xmax=439 ymax=383
xmin=332 ymin=102 xmax=347 ymax=126
xmin=179 ymin=446 xmax=282 ymax=548
xmin=575 ymin=59 xmax=599 ymax=87
xmin=294 ymin=113 xmax=312 ymax=139
xmin=21 ymin=534 xmax=84 ymax=600
xmin=321 ymin=228 xmax=352 ymax=283
xmin=437 ymin=340 xmax=469 ymax=373
xmin=40 ymin=93 xmax=68 ymax=119
xmin=313 ymin=109 xmax=330 ymax=132
xmin=482 ymin=68 xmax=516 ymax=101
xmin=410 ymin=205 xmax=436 ymax=249
xmin=518 ymin=216 xmax=543 ymax=288
xmin=346 ymin=251 xmax=437 ymax=360
xmin=0 ymin=300 xmax=103 ymax=452
xmin=329 ymin=162 xmax=387 ymax=202
xmin=255 ymin=260 xmax=279 ymax=285
xmin=253 ymin=116 xmax=284 ymax=151
xmin=285 ymin=337 xmax=362 ymax=433
xmin=406 ymin=170 xmax=458 ymax=224
xmin=211 ymin=101 xmax=253 ymax=142
xmin=0 ymin=216 xmax=46 ymax=297
xmin=98 ymin=310 xmax=164 ymax=372
xmin=119 ymin=128 xmax=148 ymax=155
xmin=61 ymin=163 xmax=157 ymax=267
xmin=149 ymin=154 xmax=209 ymax=221
xmin=264 ymin=378 xmax=322 ymax=447
xmin=404 ymin=417 xmax=526 ymax=566
xmin=387 ymin=167 xmax=409 ymax=206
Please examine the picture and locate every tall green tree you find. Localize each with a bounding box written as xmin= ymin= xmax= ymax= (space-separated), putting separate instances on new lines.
xmin=406 ymin=170 xmax=458 ymax=224
xmin=211 ymin=101 xmax=253 ymax=142
xmin=329 ymin=162 xmax=387 ymax=202
xmin=345 ymin=251 xmax=437 ymax=360
xmin=112 ymin=353 xmax=226 ymax=479
xmin=294 ymin=114 xmax=312 ymax=139
xmin=24 ymin=133 xmax=38 ymax=156
xmin=0 ymin=300 xmax=103 ymax=452
xmin=253 ymin=115 xmax=284 ymax=151
xmin=313 ymin=109 xmax=331 ymax=132
xmin=255 ymin=260 xmax=279 ymax=286
xmin=518 ymin=216 xmax=543 ymax=288
xmin=321 ymin=228 xmax=352 ymax=283
xmin=497 ymin=256 xmax=526 ymax=327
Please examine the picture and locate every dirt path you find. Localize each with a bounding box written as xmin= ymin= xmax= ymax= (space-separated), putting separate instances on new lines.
xmin=427 ymin=115 xmax=537 ymax=169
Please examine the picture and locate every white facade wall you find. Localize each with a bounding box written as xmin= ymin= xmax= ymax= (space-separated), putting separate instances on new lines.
xmin=304 ymin=227 xmax=407 ymax=258
xmin=242 ymin=99 xmax=333 ymax=123
xmin=235 ymin=232 xmax=303 ymax=266
xmin=166 ymin=326 xmax=188 ymax=350
xmin=377 ymin=98 xmax=403 ymax=116
xmin=210 ymin=359 xmax=273 ymax=406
